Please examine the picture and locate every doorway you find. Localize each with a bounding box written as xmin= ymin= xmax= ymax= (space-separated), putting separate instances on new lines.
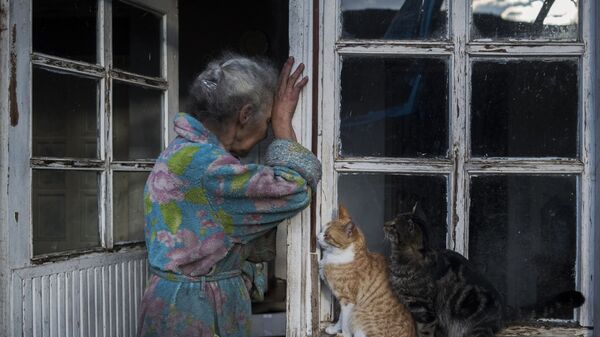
xmin=178 ymin=2 xmax=290 ymax=336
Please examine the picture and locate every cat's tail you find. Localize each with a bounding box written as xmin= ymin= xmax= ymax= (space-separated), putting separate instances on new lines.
xmin=536 ymin=290 xmax=585 ymax=317
xmin=505 ymin=290 xmax=585 ymax=321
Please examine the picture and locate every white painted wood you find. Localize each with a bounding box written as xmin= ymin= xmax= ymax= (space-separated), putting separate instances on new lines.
xmin=449 ymin=0 xmax=469 ymax=256
xmin=467 ymin=43 xmax=585 ymax=56
xmin=578 ymin=0 xmax=594 ymax=327
xmin=0 ymin=0 xmax=10 ymax=333
xmin=336 ymin=43 xmax=453 ymax=56
xmin=318 ymin=0 xmax=340 ymax=326
xmin=42 ymin=275 xmax=50 ymax=334
xmin=288 ymin=0 xmax=315 ymax=335
xmin=31 ymin=53 xmax=106 ymax=78
xmin=33 ymin=277 xmax=42 ymax=337
xmin=593 ymin=0 xmax=600 ymax=332
xmin=23 ymin=277 xmax=33 ymax=337
xmin=335 ymin=159 xmax=452 ymax=174
xmin=316 ymin=0 xmax=597 ymax=332
xmin=7 ymin=0 xmax=33 ymax=270
xmin=498 ymin=325 xmax=592 ymax=336
xmin=12 ymin=253 xmax=147 ymax=337
xmin=466 ymin=160 xmax=584 ymax=174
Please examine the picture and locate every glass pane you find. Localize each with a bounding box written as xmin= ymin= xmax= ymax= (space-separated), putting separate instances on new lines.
xmin=113 ymin=82 xmax=163 ymax=160
xmin=341 ymin=0 xmax=448 ymax=40
xmin=113 ymin=0 xmax=162 ymax=77
xmin=33 ymin=0 xmax=97 ymax=62
xmin=33 ymin=67 xmax=98 ymax=158
xmin=469 ymin=175 xmax=577 ymax=320
xmin=472 ymin=0 xmax=579 ymax=40
xmin=33 ymin=170 xmax=100 ymax=255
xmin=471 ymin=60 xmax=578 ymax=158
xmin=340 ymin=56 xmax=448 ymax=158
xmin=114 ymin=172 xmax=149 ymax=243
xmin=338 ymin=174 xmax=447 ymax=254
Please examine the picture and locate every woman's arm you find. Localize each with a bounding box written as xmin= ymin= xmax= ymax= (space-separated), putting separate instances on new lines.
xmin=201 ymin=140 xmax=321 ymax=243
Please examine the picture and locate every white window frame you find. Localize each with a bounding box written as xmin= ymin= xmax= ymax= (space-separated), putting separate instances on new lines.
xmin=316 ymin=0 xmax=596 ymax=335
xmin=0 ymin=0 xmax=177 ymax=335
xmin=8 ymin=0 xmax=178 ymax=263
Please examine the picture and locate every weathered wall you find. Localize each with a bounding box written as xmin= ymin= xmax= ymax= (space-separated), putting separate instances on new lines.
xmin=594 ymin=0 xmax=600 ymax=332
xmin=0 ymin=0 xmax=11 ymax=335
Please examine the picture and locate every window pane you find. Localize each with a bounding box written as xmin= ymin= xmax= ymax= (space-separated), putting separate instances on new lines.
xmin=338 ymin=174 xmax=447 ymax=253
xmin=113 ymin=82 xmax=163 ymax=161
xmin=341 ymin=0 xmax=448 ymax=40
xmin=471 ymin=60 xmax=578 ymax=158
xmin=113 ymin=0 xmax=162 ymax=77
xmin=33 ymin=67 xmax=98 ymax=159
xmin=114 ymin=172 xmax=149 ymax=243
xmin=472 ymin=0 xmax=579 ymax=40
xmin=33 ymin=0 xmax=97 ymax=62
xmin=33 ymin=170 xmax=100 ymax=256
xmin=340 ymin=56 xmax=448 ymax=158
xmin=469 ymin=175 xmax=577 ymax=320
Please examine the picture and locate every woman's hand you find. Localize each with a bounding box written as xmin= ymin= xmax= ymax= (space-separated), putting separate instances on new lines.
xmin=271 ymin=57 xmax=309 ymax=140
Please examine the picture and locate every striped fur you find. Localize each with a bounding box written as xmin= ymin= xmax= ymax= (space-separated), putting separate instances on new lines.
xmin=384 ymin=213 xmax=503 ymax=337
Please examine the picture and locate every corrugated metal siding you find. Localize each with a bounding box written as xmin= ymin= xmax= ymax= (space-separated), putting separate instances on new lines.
xmin=14 ymin=253 xmax=148 ymax=337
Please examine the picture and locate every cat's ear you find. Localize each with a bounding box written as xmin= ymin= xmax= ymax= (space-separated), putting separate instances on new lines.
xmin=411 ymin=202 xmax=418 ymax=215
xmin=345 ymin=221 xmax=355 ymax=237
xmin=338 ymin=205 xmax=351 ymax=221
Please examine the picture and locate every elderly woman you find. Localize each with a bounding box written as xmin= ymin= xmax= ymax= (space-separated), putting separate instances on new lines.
xmin=138 ymin=55 xmax=321 ymax=337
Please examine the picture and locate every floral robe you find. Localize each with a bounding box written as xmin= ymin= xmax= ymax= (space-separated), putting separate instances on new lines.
xmin=138 ymin=113 xmax=321 ymax=337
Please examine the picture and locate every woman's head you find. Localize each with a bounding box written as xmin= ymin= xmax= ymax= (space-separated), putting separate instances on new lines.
xmin=189 ymin=53 xmax=278 ymax=157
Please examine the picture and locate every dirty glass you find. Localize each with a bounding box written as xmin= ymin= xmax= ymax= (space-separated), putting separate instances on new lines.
xmin=472 ymin=0 xmax=579 ymax=40
xmin=469 ymin=175 xmax=577 ymax=320
xmin=113 ymin=171 xmax=149 ymax=243
xmin=338 ymin=174 xmax=447 ymax=254
xmin=340 ymin=56 xmax=448 ymax=158
xmin=33 ymin=170 xmax=100 ymax=256
xmin=341 ymin=0 xmax=448 ymax=40
xmin=113 ymin=0 xmax=162 ymax=77
xmin=471 ymin=59 xmax=578 ymax=158
xmin=33 ymin=67 xmax=98 ymax=159
xmin=113 ymin=82 xmax=163 ymax=161
xmin=33 ymin=0 xmax=97 ymax=63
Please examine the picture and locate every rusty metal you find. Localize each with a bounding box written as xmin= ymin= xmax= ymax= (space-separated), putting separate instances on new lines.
xmin=9 ymin=24 xmax=17 ymax=126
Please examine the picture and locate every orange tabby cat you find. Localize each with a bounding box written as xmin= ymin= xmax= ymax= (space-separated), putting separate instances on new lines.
xmin=318 ymin=206 xmax=416 ymax=337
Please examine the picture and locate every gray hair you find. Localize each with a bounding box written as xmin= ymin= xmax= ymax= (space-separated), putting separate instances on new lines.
xmin=189 ymin=53 xmax=278 ymax=122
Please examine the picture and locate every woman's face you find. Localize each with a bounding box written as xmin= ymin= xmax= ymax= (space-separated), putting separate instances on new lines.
xmin=230 ymin=103 xmax=272 ymax=157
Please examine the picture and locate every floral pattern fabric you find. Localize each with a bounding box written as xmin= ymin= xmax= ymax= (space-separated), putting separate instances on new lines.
xmin=138 ymin=113 xmax=321 ymax=337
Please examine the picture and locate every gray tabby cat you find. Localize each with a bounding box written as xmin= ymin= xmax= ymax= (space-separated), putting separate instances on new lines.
xmin=383 ymin=210 xmax=585 ymax=337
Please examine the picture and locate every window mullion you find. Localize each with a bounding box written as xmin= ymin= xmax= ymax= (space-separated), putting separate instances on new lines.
xmin=449 ymin=0 xmax=469 ymax=256
xmin=578 ymin=0 xmax=595 ymax=327
xmin=100 ymin=0 xmax=113 ymax=250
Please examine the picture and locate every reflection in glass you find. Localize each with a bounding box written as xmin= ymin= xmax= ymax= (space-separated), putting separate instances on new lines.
xmin=33 ymin=170 xmax=100 ymax=255
xmin=338 ymin=174 xmax=447 ymax=254
xmin=113 ymin=82 xmax=163 ymax=160
xmin=114 ymin=172 xmax=149 ymax=243
xmin=472 ymin=0 xmax=578 ymax=40
xmin=113 ymin=0 xmax=162 ymax=76
xmin=340 ymin=56 xmax=448 ymax=158
xmin=33 ymin=0 xmax=97 ymax=62
xmin=471 ymin=59 xmax=578 ymax=158
xmin=341 ymin=0 xmax=448 ymax=40
xmin=469 ymin=175 xmax=577 ymax=320
xmin=33 ymin=67 xmax=98 ymax=158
